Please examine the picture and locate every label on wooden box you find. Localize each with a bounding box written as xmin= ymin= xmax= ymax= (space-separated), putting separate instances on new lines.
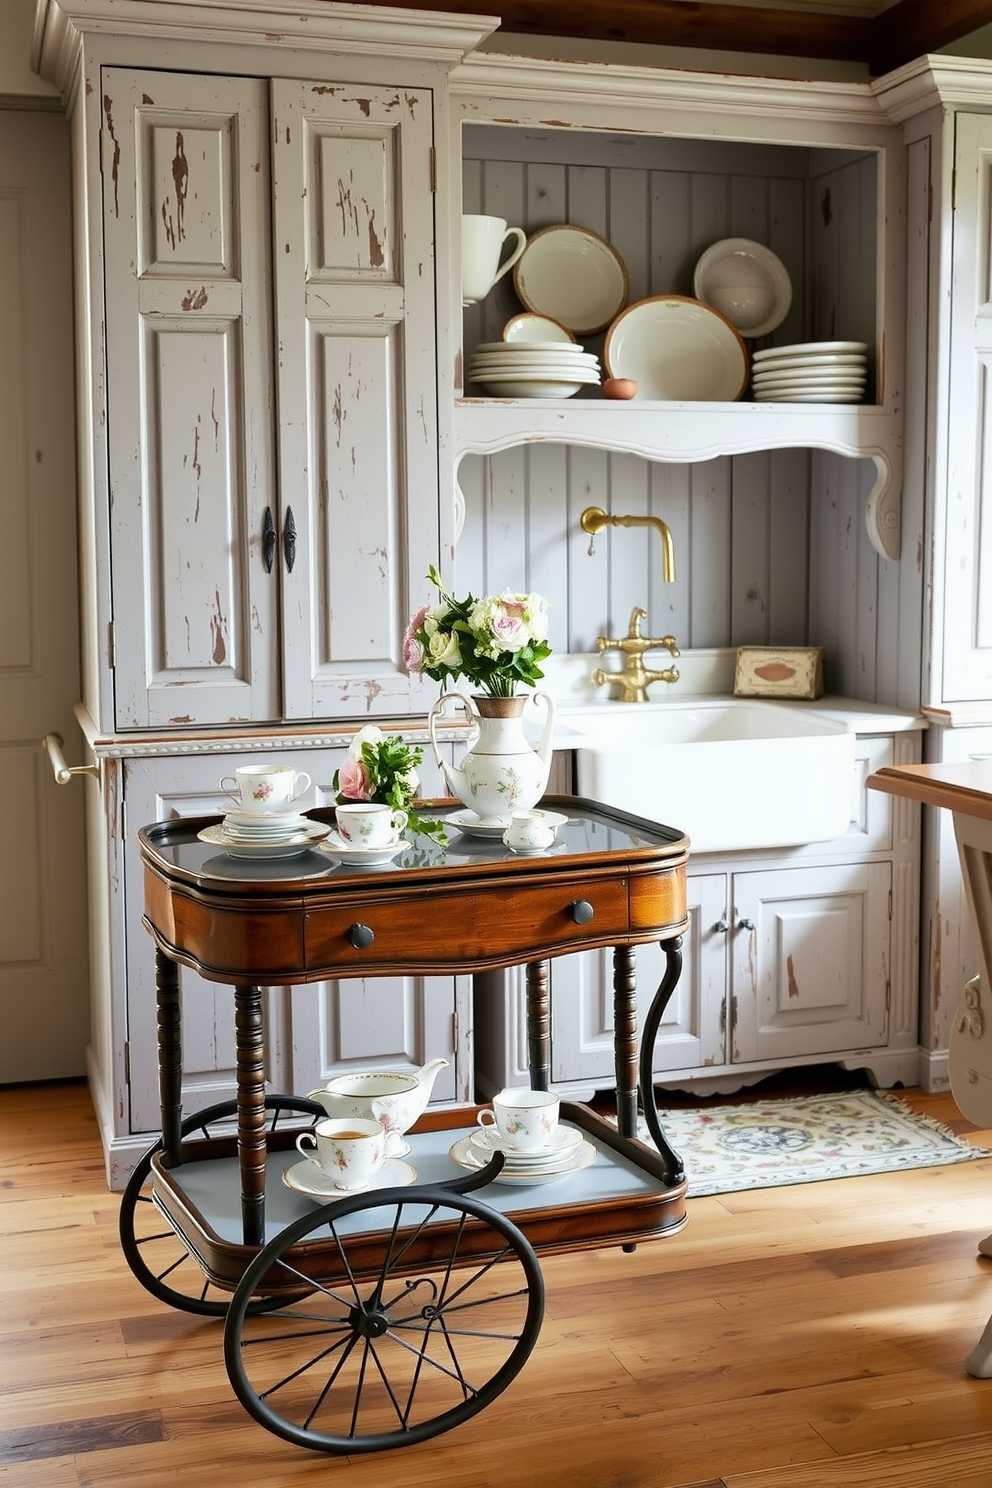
xmin=734 ymin=646 xmax=824 ymax=699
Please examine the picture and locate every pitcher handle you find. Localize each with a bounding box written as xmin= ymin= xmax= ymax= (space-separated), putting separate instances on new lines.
xmin=428 ymin=691 xmax=477 ymax=771
xmin=532 ymin=690 xmax=557 ymax=765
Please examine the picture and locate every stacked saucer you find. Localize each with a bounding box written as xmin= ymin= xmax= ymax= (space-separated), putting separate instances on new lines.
xmin=448 ymin=1124 xmax=597 ymax=1186
xmin=197 ymin=809 xmax=331 ymax=859
xmin=467 ymin=340 xmax=601 ymax=399
xmin=751 ymin=340 xmax=868 ymax=404
xmin=221 ymin=809 xmax=312 ymax=842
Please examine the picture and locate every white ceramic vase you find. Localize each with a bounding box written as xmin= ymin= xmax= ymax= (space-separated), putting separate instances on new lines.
xmin=428 ymin=692 xmax=556 ymax=824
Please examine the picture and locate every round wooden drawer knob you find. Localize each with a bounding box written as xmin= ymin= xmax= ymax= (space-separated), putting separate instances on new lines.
xmin=570 ymin=900 xmax=595 ymax=924
xmin=348 ymin=923 xmax=376 ymax=949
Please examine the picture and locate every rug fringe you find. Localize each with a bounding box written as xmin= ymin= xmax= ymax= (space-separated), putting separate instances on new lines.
xmin=874 ymin=1088 xmax=988 ymax=1151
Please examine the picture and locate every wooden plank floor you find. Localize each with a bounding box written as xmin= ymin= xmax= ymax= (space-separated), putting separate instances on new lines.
xmin=3 ymin=1079 xmax=992 ymax=1487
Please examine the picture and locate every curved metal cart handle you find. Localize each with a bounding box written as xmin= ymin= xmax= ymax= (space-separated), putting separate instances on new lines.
xmin=42 ymin=732 xmax=99 ymax=785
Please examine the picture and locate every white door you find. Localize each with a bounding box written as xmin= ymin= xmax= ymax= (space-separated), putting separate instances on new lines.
xmin=0 ymin=109 xmax=89 ymax=1081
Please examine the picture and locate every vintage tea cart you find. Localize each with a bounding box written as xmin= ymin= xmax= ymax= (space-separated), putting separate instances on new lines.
xmin=122 ymin=798 xmax=690 ymax=1454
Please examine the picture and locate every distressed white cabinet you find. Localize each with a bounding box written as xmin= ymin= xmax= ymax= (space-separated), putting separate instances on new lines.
xmin=475 ymin=729 xmax=923 ymax=1098
xmin=102 ymin=66 xmax=440 ymax=729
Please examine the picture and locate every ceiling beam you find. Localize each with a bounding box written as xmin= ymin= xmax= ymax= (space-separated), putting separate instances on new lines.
xmin=870 ymin=0 xmax=992 ymax=72
xmin=357 ymin=0 xmax=871 ymax=62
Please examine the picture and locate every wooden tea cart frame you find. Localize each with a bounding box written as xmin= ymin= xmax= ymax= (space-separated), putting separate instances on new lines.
xmin=129 ymin=797 xmax=690 ymax=1453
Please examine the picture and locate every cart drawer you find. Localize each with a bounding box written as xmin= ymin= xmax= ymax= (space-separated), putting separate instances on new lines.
xmin=304 ymin=875 xmax=631 ymax=974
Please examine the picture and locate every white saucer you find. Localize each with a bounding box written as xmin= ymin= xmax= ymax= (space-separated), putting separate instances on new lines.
xmin=198 ymin=821 xmax=331 ymax=858
xmin=318 ymin=831 xmax=406 ymax=866
xmin=282 ymin=1156 xmax=417 ymax=1199
xmin=451 ymin=809 xmax=568 ymax=839
xmin=504 ymin=839 xmax=567 ymax=857
xmin=449 ymin=1133 xmax=597 ymax=1185
xmin=470 ymin=1123 xmax=584 ymax=1160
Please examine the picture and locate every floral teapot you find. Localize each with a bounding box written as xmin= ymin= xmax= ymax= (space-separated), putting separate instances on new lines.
xmin=428 ymin=691 xmax=556 ymax=824
xmin=306 ymin=1058 xmax=449 ymax=1148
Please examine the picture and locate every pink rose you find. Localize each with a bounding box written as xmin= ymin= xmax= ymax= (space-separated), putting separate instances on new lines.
xmin=337 ymin=755 xmax=371 ymax=800
xmin=403 ymin=604 xmax=430 ymax=674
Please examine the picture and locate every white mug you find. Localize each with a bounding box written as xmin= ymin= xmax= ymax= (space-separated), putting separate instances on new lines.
xmin=220 ymin=763 xmax=311 ymax=814
xmin=295 ymin=1116 xmax=401 ymax=1190
xmin=462 ymin=214 xmax=527 ymax=306
xmin=335 ymin=802 xmax=408 ymax=847
xmin=476 ymin=1088 xmax=560 ymax=1152
xmin=503 ymin=810 xmax=556 ymax=852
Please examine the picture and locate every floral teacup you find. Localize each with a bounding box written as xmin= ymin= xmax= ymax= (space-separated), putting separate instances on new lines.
xmin=476 ymin=1089 xmax=560 ymax=1152
xmin=335 ymin=802 xmax=408 ymax=848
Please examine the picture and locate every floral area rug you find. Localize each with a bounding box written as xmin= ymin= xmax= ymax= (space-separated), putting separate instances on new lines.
xmin=638 ymin=1089 xmax=991 ymax=1197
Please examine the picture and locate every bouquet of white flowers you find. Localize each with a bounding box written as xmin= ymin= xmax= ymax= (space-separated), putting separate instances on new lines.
xmin=403 ymin=566 xmax=551 ymax=699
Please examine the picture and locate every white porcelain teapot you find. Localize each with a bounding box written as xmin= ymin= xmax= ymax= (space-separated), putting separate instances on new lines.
xmin=306 ymin=1058 xmax=450 ymax=1146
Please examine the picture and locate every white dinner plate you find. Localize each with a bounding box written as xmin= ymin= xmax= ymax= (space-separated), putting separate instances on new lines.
xmin=751 ymin=354 xmax=866 ymax=376
xmin=318 ymin=831 xmax=407 ymax=866
xmin=501 ymin=314 xmax=576 ymax=344
xmin=752 ymin=340 xmax=867 ymax=361
xmin=752 ymin=374 xmax=867 ymax=391
xmin=692 ymin=237 xmax=792 ymax=338
xmin=513 ymin=224 xmax=629 ymax=335
xmin=468 ymin=361 xmax=600 ymax=375
xmin=449 ymin=808 xmax=568 ymax=838
xmin=477 ymin=340 xmax=585 ymax=354
xmin=282 ymin=1156 xmax=417 ymax=1198
xmin=755 ymin=389 xmax=866 ymax=403
xmin=197 ymin=821 xmax=331 ymax=858
xmin=604 ymin=295 xmax=749 ymax=402
xmin=752 ymin=365 xmax=866 ymax=382
xmin=448 ymin=1133 xmax=597 ymax=1185
xmin=469 ymin=352 xmax=600 ymax=367
xmin=468 ymin=379 xmax=589 ymax=399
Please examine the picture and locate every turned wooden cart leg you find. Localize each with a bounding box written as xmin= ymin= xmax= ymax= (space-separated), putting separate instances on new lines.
xmin=637 ymin=936 xmax=685 ymax=1186
xmin=234 ymin=983 xmax=267 ymax=1247
xmin=613 ymin=944 xmax=639 ymax=1140
xmin=155 ymin=948 xmax=183 ymax=1166
xmin=525 ymin=960 xmax=551 ymax=1092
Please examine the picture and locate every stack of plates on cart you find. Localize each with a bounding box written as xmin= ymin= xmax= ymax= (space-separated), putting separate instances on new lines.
xmin=198 ymin=811 xmax=331 ymax=858
xmin=448 ymin=1123 xmax=597 ymax=1186
xmin=750 ymin=341 xmax=868 ymax=403
xmin=466 ymin=341 xmax=601 ymax=399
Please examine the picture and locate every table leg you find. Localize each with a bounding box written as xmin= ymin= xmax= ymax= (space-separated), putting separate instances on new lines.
xmin=234 ymin=983 xmax=267 ymax=1247
xmin=638 ymin=936 xmax=685 ymax=1186
xmin=155 ymin=949 xmax=183 ymax=1167
xmin=613 ymin=945 xmax=639 ymax=1139
xmin=525 ymin=960 xmax=550 ymax=1091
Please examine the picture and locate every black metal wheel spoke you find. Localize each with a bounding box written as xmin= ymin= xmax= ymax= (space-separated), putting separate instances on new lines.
xmin=224 ymin=1186 xmax=544 ymax=1454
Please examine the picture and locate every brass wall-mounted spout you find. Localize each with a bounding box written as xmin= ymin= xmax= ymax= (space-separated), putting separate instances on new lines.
xmin=580 ymin=505 xmax=676 ymax=583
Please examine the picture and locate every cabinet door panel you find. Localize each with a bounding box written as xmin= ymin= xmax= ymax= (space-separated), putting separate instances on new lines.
xmin=288 ymin=977 xmax=462 ymax=1104
xmin=102 ymin=69 xmax=277 ymax=728
xmin=732 ymin=861 xmax=890 ymax=1062
xmin=273 ymin=80 xmax=439 ymax=720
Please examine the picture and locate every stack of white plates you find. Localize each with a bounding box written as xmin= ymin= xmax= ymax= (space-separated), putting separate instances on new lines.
xmin=466 ymin=341 xmax=601 ymax=399
xmin=448 ymin=1124 xmax=597 ymax=1186
xmin=751 ymin=341 xmax=868 ymax=404
xmin=221 ymin=809 xmax=312 ymax=841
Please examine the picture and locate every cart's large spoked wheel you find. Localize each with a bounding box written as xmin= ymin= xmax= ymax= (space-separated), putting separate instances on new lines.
xmin=119 ymin=1096 xmax=324 ymax=1317
xmin=223 ymin=1185 xmax=545 ymax=1454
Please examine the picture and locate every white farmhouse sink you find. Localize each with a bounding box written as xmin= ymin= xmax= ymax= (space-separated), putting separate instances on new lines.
xmin=560 ymin=699 xmax=856 ymax=853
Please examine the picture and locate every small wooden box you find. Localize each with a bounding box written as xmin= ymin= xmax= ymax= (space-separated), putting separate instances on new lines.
xmin=733 ymin=646 xmax=824 ymax=700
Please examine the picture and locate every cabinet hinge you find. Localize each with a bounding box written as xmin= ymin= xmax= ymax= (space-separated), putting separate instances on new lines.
xmin=429 ymin=146 xmax=437 ymax=192
xmin=885 ymin=979 xmax=891 ymax=1012
xmin=731 ymin=994 xmax=738 ymax=1031
xmin=123 ymin=1041 xmax=131 ymax=1085
xmin=121 ymin=797 xmax=126 ymax=841
xmin=952 ymin=167 xmax=957 ymax=212
xmin=108 ymin=619 xmax=116 ymax=668
xmin=452 ymin=1009 xmax=459 ymax=1048
xmin=888 ymin=889 xmax=893 ymax=920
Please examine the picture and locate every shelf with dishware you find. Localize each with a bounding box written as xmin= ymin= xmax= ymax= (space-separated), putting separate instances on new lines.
xmin=448 ymin=57 xmax=905 ymax=559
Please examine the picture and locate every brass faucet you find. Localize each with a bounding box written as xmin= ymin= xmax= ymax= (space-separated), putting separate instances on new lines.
xmin=579 ymin=505 xmax=676 ymax=583
xmin=592 ymin=607 xmax=681 ymax=703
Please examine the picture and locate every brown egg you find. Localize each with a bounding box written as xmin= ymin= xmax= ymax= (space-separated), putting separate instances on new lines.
xmin=602 ymin=377 xmax=638 ymax=400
